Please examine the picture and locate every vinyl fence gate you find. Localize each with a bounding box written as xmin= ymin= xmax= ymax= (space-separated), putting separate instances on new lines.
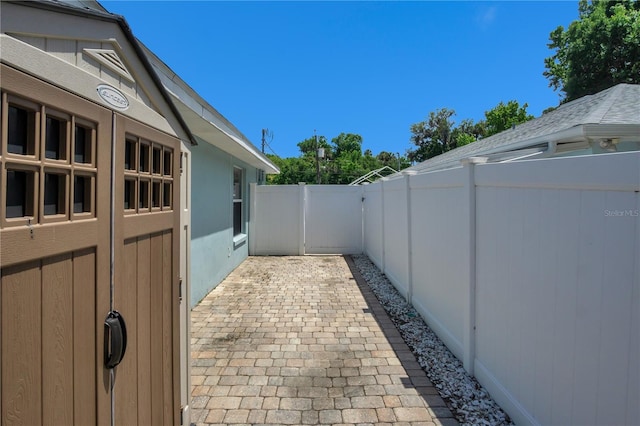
xmin=250 ymin=183 xmax=363 ymax=256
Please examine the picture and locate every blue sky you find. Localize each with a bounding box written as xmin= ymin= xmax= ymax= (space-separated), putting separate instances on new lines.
xmin=104 ymin=1 xmax=579 ymax=159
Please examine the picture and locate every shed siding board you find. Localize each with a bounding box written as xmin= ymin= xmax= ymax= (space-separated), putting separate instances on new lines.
xmin=1 ymin=262 xmax=42 ymax=426
xmin=44 ymin=37 xmax=77 ymax=66
xmin=136 ymin=236 xmax=152 ymax=425
xmin=115 ymin=240 xmax=139 ymax=425
xmin=162 ymin=231 xmax=174 ymax=424
xmin=150 ymin=233 xmax=164 ymax=425
xmin=42 ymin=253 xmax=74 ymax=426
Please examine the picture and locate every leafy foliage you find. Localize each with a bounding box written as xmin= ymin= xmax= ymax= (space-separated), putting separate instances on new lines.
xmin=268 ymin=133 xmax=410 ymax=185
xmin=484 ymin=100 xmax=534 ymax=137
xmin=407 ymin=101 xmax=534 ymax=163
xmin=407 ymin=108 xmax=484 ymax=163
xmin=407 ymin=108 xmax=455 ymax=163
xmin=332 ymin=133 xmax=363 ymax=157
xmin=544 ymin=0 xmax=640 ymax=102
xmin=297 ymin=135 xmax=330 ymax=158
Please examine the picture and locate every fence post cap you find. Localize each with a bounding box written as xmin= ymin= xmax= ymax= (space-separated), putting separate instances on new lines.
xmin=460 ymin=156 xmax=489 ymax=165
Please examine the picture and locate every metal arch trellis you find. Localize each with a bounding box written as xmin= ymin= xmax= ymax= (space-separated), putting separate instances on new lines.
xmin=348 ymin=166 xmax=398 ymax=186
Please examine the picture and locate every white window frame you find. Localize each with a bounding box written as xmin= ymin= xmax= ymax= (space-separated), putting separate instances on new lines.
xmin=232 ymin=166 xmax=246 ymax=246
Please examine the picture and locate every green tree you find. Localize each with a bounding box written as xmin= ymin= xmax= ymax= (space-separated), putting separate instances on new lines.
xmin=297 ymin=135 xmax=331 ymax=158
xmin=483 ymin=100 xmax=534 ymax=136
xmin=331 ymin=133 xmax=363 ymax=157
xmin=407 ymin=108 xmax=456 ymax=163
xmin=268 ymin=132 xmax=413 ymax=185
xmin=408 ymin=109 xmax=487 ymax=163
xmin=452 ymin=118 xmax=484 ymax=146
xmin=267 ymin=154 xmax=315 ymax=184
xmin=544 ymin=0 xmax=640 ymax=102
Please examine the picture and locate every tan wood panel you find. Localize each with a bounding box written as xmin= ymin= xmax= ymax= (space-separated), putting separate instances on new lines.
xmin=136 ymin=236 xmax=152 ymax=426
xmin=162 ymin=230 xmax=173 ymax=423
xmin=73 ymin=248 xmax=97 ymax=425
xmin=42 ymin=253 xmax=74 ymax=426
xmin=2 ymin=64 xmax=111 ymax=425
xmin=149 ymin=232 xmax=164 ymax=425
xmin=123 ymin=212 xmax=173 ymax=240
xmin=115 ymin=240 xmax=138 ymax=425
xmin=1 ymin=261 xmax=42 ymax=425
xmin=1 ymin=221 xmax=99 ymax=268
xmin=114 ymin=113 xmax=181 ymax=425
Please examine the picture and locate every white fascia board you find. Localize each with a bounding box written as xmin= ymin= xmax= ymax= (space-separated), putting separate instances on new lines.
xmin=410 ymin=125 xmax=588 ymax=174
xmin=581 ymin=123 xmax=640 ymax=139
xmin=412 ymin=122 xmax=640 ymax=175
xmin=469 ymin=123 xmax=639 ymax=159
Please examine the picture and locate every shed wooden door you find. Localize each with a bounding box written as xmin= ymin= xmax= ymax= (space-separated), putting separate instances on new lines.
xmin=0 ymin=65 xmax=180 ymax=425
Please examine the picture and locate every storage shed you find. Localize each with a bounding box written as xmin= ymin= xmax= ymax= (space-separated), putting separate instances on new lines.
xmin=0 ymin=1 xmax=278 ymax=425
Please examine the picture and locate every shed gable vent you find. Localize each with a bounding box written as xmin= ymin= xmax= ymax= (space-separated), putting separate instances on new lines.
xmin=83 ymin=48 xmax=135 ymax=82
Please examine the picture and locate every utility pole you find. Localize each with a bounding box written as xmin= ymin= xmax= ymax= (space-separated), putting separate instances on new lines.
xmin=315 ymin=130 xmax=321 ymax=184
xmin=261 ymin=129 xmax=266 ymax=153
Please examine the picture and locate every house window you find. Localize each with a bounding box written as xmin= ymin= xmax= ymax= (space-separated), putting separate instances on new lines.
xmin=233 ymin=167 xmax=244 ymax=237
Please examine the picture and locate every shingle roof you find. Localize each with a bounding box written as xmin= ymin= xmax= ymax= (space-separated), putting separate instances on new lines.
xmin=408 ymin=84 xmax=640 ymax=173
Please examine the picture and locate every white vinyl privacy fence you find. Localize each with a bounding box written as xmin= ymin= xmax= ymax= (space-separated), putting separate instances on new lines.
xmin=364 ymin=152 xmax=639 ymax=426
xmin=249 ymin=183 xmax=363 ymax=255
xmin=250 ymin=152 xmax=639 ymax=426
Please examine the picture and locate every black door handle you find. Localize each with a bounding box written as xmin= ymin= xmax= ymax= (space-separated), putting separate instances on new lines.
xmin=104 ymin=310 xmax=127 ymax=369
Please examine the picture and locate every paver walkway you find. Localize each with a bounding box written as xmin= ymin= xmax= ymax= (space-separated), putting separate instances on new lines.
xmin=190 ymin=256 xmax=458 ymax=426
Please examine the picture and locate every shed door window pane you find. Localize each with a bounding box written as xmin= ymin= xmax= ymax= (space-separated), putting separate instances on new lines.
xmin=8 ymin=105 xmax=35 ymax=155
xmin=45 ymin=116 xmax=66 ymax=160
xmin=74 ymin=175 xmax=91 ymax=213
xmin=44 ymin=173 xmax=65 ymax=215
xmin=6 ymin=170 xmax=33 ymax=218
xmin=74 ymin=125 xmax=92 ymax=164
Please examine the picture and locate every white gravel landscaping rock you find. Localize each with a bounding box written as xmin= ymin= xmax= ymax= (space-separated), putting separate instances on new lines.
xmin=352 ymin=254 xmax=514 ymax=426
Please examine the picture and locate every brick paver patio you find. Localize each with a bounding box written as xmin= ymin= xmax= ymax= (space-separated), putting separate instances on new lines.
xmin=190 ymin=255 xmax=458 ymax=426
